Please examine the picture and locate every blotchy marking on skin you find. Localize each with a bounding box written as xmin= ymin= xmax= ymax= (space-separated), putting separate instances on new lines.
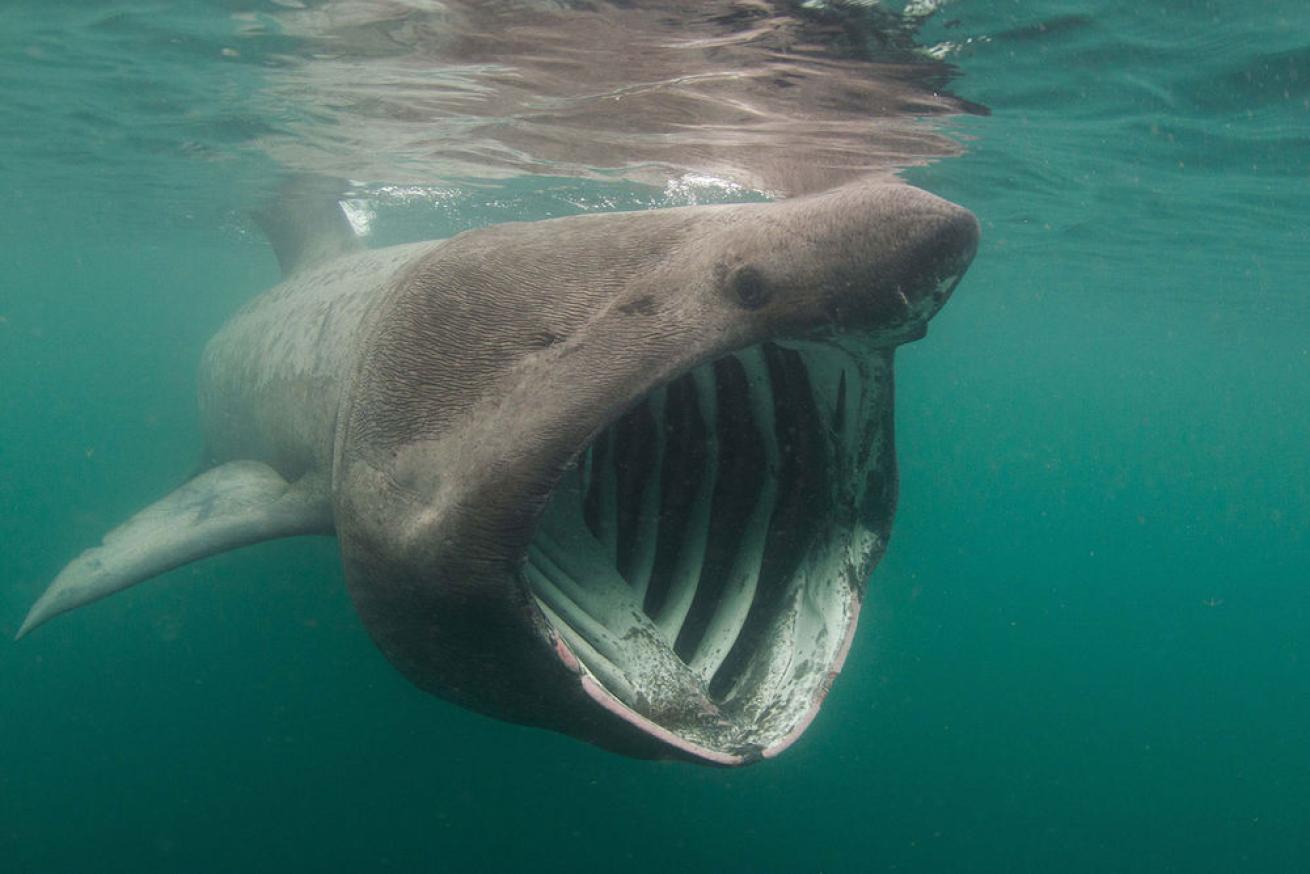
xmin=617 ymin=296 xmax=658 ymax=316
xmin=578 ymin=675 xmax=744 ymax=766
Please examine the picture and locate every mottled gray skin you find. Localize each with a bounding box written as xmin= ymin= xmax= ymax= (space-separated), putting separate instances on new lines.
xmin=200 ymin=244 xmax=427 ymax=485
xmin=20 ymin=179 xmax=977 ymax=762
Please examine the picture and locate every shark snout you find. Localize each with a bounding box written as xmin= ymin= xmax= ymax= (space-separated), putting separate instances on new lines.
xmin=885 ymin=202 xmax=979 ymax=332
xmin=905 ymin=201 xmax=979 ymax=299
xmin=750 ymin=181 xmax=979 ymax=342
xmin=848 ymin=191 xmax=980 ymax=338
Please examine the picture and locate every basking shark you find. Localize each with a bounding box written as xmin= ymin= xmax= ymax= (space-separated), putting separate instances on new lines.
xmin=18 ymin=177 xmax=977 ymax=764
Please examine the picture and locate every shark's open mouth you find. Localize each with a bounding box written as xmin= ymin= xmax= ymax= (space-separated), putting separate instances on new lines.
xmin=522 ymin=338 xmax=896 ymax=762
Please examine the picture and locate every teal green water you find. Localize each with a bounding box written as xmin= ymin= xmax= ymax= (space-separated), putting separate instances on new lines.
xmin=3 ymin=2 xmax=1308 ymax=871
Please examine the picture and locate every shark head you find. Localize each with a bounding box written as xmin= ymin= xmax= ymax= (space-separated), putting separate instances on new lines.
xmin=334 ymin=179 xmax=978 ymax=764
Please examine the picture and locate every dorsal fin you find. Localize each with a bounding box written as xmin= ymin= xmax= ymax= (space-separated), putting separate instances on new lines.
xmin=253 ymin=175 xmax=364 ymax=277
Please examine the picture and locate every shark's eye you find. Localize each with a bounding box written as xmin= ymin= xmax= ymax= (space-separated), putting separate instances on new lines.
xmin=730 ymin=266 xmax=770 ymax=310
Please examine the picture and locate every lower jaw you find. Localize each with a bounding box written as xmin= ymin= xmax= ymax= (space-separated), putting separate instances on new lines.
xmin=522 ymin=337 xmax=900 ymax=761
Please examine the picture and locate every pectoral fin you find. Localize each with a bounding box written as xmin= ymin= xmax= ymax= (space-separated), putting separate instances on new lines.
xmin=17 ymin=460 xmax=333 ymax=639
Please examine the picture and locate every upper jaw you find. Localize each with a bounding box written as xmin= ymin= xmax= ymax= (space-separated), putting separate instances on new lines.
xmin=863 ymin=266 xmax=971 ymax=347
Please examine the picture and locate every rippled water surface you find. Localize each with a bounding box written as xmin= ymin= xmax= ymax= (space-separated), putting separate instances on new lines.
xmin=2 ymin=1 xmax=1308 ymax=871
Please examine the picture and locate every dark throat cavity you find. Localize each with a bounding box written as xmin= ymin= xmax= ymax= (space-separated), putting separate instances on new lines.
xmin=523 ymin=338 xmax=895 ymax=753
